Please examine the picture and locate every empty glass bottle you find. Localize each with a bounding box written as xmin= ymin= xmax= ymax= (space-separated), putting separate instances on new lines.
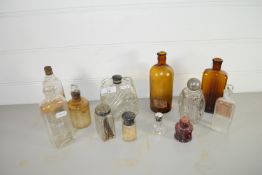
xmin=178 ymin=78 xmax=205 ymax=124
xmin=68 ymin=84 xmax=91 ymax=129
xmin=100 ymin=75 xmax=138 ymax=120
xmin=43 ymin=66 xmax=65 ymax=97
xmin=175 ymin=116 xmax=193 ymax=143
xmin=94 ymin=103 xmax=115 ymax=141
xmin=122 ymin=111 xmax=137 ymax=142
xmin=201 ymin=58 xmax=228 ymax=113
xmin=40 ymin=86 xmax=74 ymax=148
xmin=150 ymin=51 xmax=174 ymax=113
xmin=153 ymin=112 xmax=166 ymax=135
xmin=212 ymin=84 xmax=236 ymax=133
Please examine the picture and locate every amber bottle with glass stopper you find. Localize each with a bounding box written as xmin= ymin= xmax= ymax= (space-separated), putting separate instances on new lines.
xmin=150 ymin=51 xmax=174 ymax=113
xmin=68 ymin=84 xmax=91 ymax=129
xmin=201 ymin=58 xmax=228 ymax=113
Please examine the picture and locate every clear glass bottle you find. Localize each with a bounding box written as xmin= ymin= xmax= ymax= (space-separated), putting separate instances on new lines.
xmin=100 ymin=75 xmax=139 ymax=120
xmin=39 ymin=86 xmax=74 ymax=148
xmin=212 ymin=85 xmax=236 ymax=133
xmin=201 ymin=58 xmax=228 ymax=113
xmin=153 ymin=112 xmax=166 ymax=135
xmin=178 ymin=78 xmax=205 ymax=124
xmin=122 ymin=111 xmax=137 ymax=142
xmin=68 ymin=84 xmax=91 ymax=129
xmin=94 ymin=103 xmax=116 ymax=141
xmin=150 ymin=51 xmax=174 ymax=113
xmin=175 ymin=116 xmax=193 ymax=143
xmin=43 ymin=66 xmax=65 ymax=97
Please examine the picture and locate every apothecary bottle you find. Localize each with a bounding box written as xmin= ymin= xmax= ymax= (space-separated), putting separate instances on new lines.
xmin=153 ymin=112 xmax=166 ymax=135
xmin=178 ymin=78 xmax=205 ymax=124
xmin=122 ymin=111 xmax=137 ymax=142
xmin=43 ymin=66 xmax=65 ymax=97
xmin=150 ymin=51 xmax=174 ymax=113
xmin=40 ymin=86 xmax=74 ymax=148
xmin=175 ymin=116 xmax=193 ymax=143
xmin=100 ymin=75 xmax=138 ymax=120
xmin=94 ymin=104 xmax=116 ymax=141
xmin=68 ymin=84 xmax=91 ymax=129
xmin=201 ymin=58 xmax=228 ymax=113
xmin=212 ymin=85 xmax=236 ymax=133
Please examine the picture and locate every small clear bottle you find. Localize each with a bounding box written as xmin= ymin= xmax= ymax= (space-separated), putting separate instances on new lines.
xmin=43 ymin=66 xmax=65 ymax=97
xmin=122 ymin=111 xmax=137 ymax=142
xmin=153 ymin=112 xmax=166 ymax=135
xmin=94 ymin=104 xmax=116 ymax=141
xmin=178 ymin=78 xmax=205 ymax=124
xmin=212 ymin=85 xmax=236 ymax=133
xmin=68 ymin=84 xmax=91 ymax=129
xmin=175 ymin=116 xmax=193 ymax=143
xmin=40 ymin=86 xmax=74 ymax=148
xmin=100 ymin=75 xmax=139 ymax=120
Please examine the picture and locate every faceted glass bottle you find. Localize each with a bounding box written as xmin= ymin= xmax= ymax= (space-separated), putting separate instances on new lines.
xmin=40 ymin=86 xmax=74 ymax=148
xmin=100 ymin=75 xmax=139 ymax=120
xmin=150 ymin=51 xmax=174 ymax=113
xmin=153 ymin=112 xmax=166 ymax=135
xmin=178 ymin=78 xmax=205 ymax=124
xmin=212 ymin=85 xmax=236 ymax=133
xmin=43 ymin=66 xmax=65 ymax=97
xmin=68 ymin=84 xmax=91 ymax=129
xmin=201 ymin=58 xmax=228 ymax=113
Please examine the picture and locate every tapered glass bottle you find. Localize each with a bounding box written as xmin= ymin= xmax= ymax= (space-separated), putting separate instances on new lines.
xmin=40 ymin=86 xmax=74 ymax=148
xmin=201 ymin=58 xmax=228 ymax=113
xmin=68 ymin=84 xmax=91 ymax=129
xmin=150 ymin=51 xmax=174 ymax=113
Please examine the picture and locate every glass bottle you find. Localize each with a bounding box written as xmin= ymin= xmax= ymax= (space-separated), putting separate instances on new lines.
xmin=175 ymin=116 xmax=193 ymax=143
xmin=122 ymin=111 xmax=137 ymax=142
xmin=201 ymin=58 xmax=228 ymax=113
xmin=178 ymin=78 xmax=205 ymax=124
xmin=100 ymin=75 xmax=139 ymax=120
xmin=39 ymin=86 xmax=74 ymax=148
xmin=68 ymin=84 xmax=91 ymax=129
xmin=212 ymin=85 xmax=236 ymax=133
xmin=43 ymin=66 xmax=65 ymax=97
xmin=150 ymin=51 xmax=174 ymax=113
xmin=153 ymin=112 xmax=166 ymax=135
xmin=94 ymin=103 xmax=116 ymax=141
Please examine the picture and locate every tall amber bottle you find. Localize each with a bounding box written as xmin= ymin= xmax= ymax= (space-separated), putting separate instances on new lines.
xmin=150 ymin=51 xmax=174 ymax=113
xmin=201 ymin=58 xmax=228 ymax=113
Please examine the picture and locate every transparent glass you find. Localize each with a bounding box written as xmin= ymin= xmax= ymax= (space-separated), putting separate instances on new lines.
xmin=68 ymin=85 xmax=91 ymax=129
xmin=201 ymin=58 xmax=228 ymax=113
xmin=178 ymin=78 xmax=205 ymax=124
xmin=150 ymin=51 xmax=174 ymax=113
xmin=40 ymin=87 xmax=74 ymax=148
xmin=100 ymin=75 xmax=138 ymax=120
xmin=122 ymin=124 xmax=137 ymax=141
xmin=212 ymin=85 xmax=236 ymax=133
xmin=153 ymin=112 xmax=166 ymax=135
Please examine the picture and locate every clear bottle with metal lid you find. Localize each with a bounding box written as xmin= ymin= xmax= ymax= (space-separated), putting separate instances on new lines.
xmin=178 ymin=78 xmax=205 ymax=124
xmin=39 ymin=86 xmax=74 ymax=148
xmin=212 ymin=84 xmax=236 ymax=133
xmin=94 ymin=103 xmax=115 ymax=141
xmin=122 ymin=111 xmax=137 ymax=141
xmin=100 ymin=75 xmax=139 ymax=120
xmin=153 ymin=112 xmax=166 ymax=135
xmin=43 ymin=66 xmax=65 ymax=97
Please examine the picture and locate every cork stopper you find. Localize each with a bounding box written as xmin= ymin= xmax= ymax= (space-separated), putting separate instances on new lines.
xmin=122 ymin=111 xmax=136 ymax=126
xmin=95 ymin=104 xmax=111 ymax=117
xmin=71 ymin=84 xmax=81 ymax=100
xmin=44 ymin=66 xmax=53 ymax=76
xmin=180 ymin=116 xmax=190 ymax=128
xmin=212 ymin=58 xmax=223 ymax=70
xmin=112 ymin=75 xmax=122 ymax=84
xmin=157 ymin=51 xmax=167 ymax=56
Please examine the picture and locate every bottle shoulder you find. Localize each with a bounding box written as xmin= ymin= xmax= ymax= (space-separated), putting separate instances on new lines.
xmin=40 ymin=97 xmax=67 ymax=113
xmin=203 ymin=68 xmax=227 ymax=75
xmin=150 ymin=64 xmax=174 ymax=74
xmin=68 ymin=97 xmax=89 ymax=109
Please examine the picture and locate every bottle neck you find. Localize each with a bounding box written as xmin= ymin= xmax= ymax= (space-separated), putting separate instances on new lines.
xmin=212 ymin=58 xmax=223 ymax=71
xmin=157 ymin=56 xmax=166 ymax=65
xmin=44 ymin=92 xmax=57 ymax=101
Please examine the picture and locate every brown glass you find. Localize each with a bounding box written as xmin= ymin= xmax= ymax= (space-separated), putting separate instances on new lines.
xmin=150 ymin=51 xmax=174 ymax=113
xmin=201 ymin=58 xmax=228 ymax=113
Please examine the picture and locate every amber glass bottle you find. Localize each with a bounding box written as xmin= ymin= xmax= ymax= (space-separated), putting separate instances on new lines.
xmin=68 ymin=85 xmax=91 ymax=129
xmin=201 ymin=58 xmax=228 ymax=113
xmin=150 ymin=51 xmax=174 ymax=113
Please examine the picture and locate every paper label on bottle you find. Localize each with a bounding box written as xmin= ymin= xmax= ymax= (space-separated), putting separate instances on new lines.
xmin=55 ymin=111 xmax=67 ymax=119
xmin=101 ymin=86 xmax=116 ymax=95
xmin=120 ymin=85 xmax=130 ymax=90
xmin=153 ymin=99 xmax=168 ymax=109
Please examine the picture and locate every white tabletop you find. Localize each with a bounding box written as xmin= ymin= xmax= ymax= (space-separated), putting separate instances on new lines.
xmin=0 ymin=93 xmax=261 ymax=175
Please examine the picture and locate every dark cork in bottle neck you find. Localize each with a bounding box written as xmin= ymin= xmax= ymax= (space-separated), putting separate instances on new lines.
xmin=71 ymin=91 xmax=81 ymax=100
xmin=157 ymin=51 xmax=167 ymax=65
xmin=44 ymin=66 xmax=53 ymax=76
xmin=212 ymin=58 xmax=223 ymax=71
